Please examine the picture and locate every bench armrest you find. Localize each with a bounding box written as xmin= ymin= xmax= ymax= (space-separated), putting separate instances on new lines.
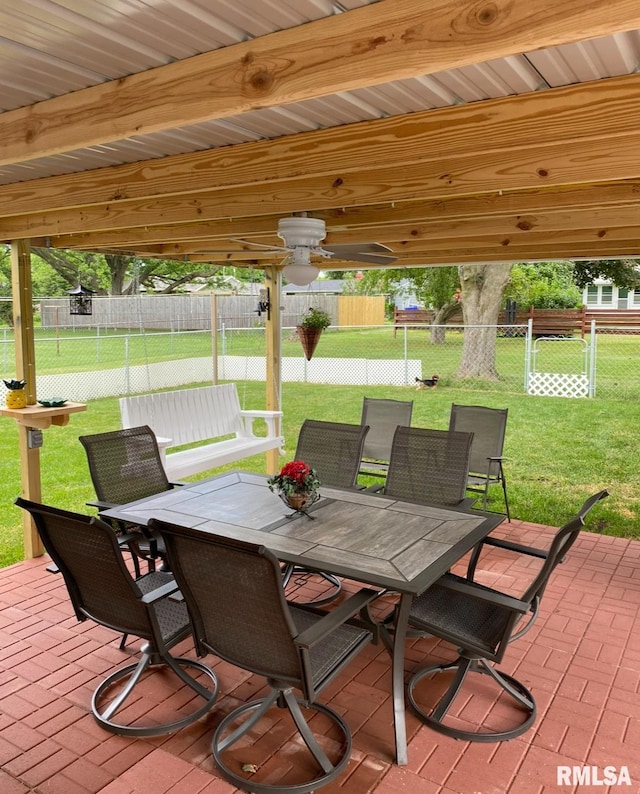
xmin=239 ymin=409 xmax=283 ymax=439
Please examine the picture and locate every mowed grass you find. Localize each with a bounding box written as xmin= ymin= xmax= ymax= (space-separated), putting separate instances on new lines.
xmin=6 ymin=325 xmax=639 ymax=398
xmin=0 ymin=378 xmax=636 ymax=568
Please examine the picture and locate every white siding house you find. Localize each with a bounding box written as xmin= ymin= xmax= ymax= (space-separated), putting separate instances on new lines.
xmin=582 ymin=280 xmax=640 ymax=309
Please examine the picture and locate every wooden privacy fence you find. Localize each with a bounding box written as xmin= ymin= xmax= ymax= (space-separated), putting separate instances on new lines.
xmin=40 ymin=294 xmax=383 ymax=330
xmin=394 ymin=306 xmax=640 ymax=336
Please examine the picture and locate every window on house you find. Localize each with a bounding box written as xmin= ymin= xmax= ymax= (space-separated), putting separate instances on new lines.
xmin=600 ymin=286 xmax=613 ymax=305
xmin=586 ymin=286 xmax=599 ymax=305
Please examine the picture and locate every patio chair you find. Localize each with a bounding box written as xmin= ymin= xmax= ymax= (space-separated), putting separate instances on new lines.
xmin=14 ymin=497 xmax=218 ymax=737
xmin=381 ymin=426 xmax=474 ymax=507
xmin=283 ymin=419 xmax=370 ymax=605
xmin=151 ymin=518 xmax=378 ymax=794
xmin=403 ymin=489 xmax=608 ymax=742
xmin=448 ymin=403 xmax=510 ymax=519
xmin=358 ymin=396 xmax=413 ymax=479
xmin=79 ymin=425 xmax=178 ymax=576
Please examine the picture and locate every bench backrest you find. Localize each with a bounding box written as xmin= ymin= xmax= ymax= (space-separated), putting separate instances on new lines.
xmin=120 ymin=384 xmax=245 ymax=447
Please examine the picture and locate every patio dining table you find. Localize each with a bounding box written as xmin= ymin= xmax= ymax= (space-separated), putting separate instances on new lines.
xmin=103 ymin=470 xmax=504 ymax=765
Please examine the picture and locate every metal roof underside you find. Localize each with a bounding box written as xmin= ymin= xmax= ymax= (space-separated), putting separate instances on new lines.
xmin=1 ymin=0 xmax=640 ymax=268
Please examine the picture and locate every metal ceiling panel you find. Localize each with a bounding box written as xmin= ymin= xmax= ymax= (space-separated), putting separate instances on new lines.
xmin=0 ymin=1 xmax=639 ymax=189
xmin=525 ymin=31 xmax=640 ymax=87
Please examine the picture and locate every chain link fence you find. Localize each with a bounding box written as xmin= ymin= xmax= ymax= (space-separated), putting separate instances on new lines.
xmin=0 ymin=317 xmax=637 ymax=402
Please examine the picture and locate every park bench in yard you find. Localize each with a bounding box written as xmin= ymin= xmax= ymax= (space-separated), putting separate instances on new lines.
xmin=120 ymin=383 xmax=283 ymax=479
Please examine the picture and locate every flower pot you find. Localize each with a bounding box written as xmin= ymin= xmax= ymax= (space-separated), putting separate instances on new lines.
xmin=296 ymin=326 xmax=323 ymax=361
xmin=285 ymin=493 xmax=311 ymax=511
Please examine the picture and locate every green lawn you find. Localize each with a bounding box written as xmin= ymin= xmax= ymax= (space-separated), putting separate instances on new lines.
xmin=1 ymin=379 xmax=636 ymax=569
xmin=6 ymin=326 xmax=637 ymax=398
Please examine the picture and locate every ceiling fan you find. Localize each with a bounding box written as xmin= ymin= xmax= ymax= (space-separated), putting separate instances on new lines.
xmin=199 ymin=213 xmax=397 ymax=285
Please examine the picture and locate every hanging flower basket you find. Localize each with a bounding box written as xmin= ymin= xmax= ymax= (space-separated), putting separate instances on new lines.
xmin=296 ymin=307 xmax=331 ymax=361
xmin=296 ymin=326 xmax=323 ymax=361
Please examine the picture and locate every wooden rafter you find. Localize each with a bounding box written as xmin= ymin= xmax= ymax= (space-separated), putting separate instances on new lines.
xmin=1 ymin=0 xmax=638 ymax=167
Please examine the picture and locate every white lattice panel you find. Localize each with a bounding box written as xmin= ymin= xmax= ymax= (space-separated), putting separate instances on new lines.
xmin=528 ymin=372 xmax=590 ymax=398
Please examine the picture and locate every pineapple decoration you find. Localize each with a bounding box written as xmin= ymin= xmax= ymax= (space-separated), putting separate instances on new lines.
xmin=4 ymin=379 xmax=27 ymax=409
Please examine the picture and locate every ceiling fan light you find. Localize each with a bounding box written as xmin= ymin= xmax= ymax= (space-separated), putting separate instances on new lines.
xmin=283 ymin=264 xmax=320 ymax=286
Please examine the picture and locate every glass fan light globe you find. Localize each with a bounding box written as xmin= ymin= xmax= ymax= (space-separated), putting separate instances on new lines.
xmin=282 ymin=264 xmax=320 ymax=286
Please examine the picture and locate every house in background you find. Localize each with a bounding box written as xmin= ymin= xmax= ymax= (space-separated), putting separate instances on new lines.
xmin=582 ymin=279 xmax=640 ymax=309
xmin=282 ymin=279 xmax=347 ymax=295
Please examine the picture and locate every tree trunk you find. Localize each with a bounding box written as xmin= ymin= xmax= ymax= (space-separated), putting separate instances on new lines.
xmin=106 ymin=254 xmax=131 ymax=295
xmin=457 ymin=263 xmax=513 ymax=379
xmin=430 ymin=301 xmax=462 ymax=344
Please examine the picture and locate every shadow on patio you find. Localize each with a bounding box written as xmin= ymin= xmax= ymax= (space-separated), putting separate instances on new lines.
xmin=1 ymin=518 xmax=639 ymax=794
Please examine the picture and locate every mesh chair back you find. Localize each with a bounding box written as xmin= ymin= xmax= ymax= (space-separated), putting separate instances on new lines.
xmin=294 ymin=419 xmax=370 ymax=488
xmin=449 ymin=404 xmax=507 ymax=478
xmin=15 ymin=498 xmax=151 ymax=638
xmin=385 ymin=426 xmax=473 ymax=506
xmin=80 ymin=426 xmax=171 ymax=504
xmin=153 ymin=522 xmax=304 ymax=684
xmin=360 ymin=397 xmax=413 ymax=462
xmin=521 ymin=489 xmax=609 ymax=605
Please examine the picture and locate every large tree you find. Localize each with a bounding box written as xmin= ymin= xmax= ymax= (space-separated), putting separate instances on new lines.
xmin=457 ymin=263 xmax=514 ymax=379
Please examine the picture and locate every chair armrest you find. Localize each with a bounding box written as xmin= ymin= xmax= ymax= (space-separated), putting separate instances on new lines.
xmin=475 ymin=536 xmax=548 ymax=560
xmin=87 ymin=499 xmax=118 ymax=512
xmin=294 ymin=588 xmax=380 ymax=649
xmin=436 ymin=574 xmax=529 ymax=614
xmin=140 ymin=579 xmax=181 ymax=604
xmin=363 ymin=484 xmax=385 ymax=494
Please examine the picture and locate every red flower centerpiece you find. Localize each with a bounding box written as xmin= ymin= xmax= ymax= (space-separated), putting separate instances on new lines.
xmin=268 ymin=460 xmax=320 ymax=515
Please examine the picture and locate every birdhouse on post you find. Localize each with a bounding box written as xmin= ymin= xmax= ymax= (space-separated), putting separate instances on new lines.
xmin=67 ymin=284 xmax=95 ymax=315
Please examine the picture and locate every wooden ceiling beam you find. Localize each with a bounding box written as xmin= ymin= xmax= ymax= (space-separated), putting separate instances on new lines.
xmin=112 ymin=218 xmax=640 ymax=260
xmin=1 ymin=0 xmax=637 ymax=167
xmin=34 ymin=179 xmax=640 ymax=251
xmin=3 ymin=73 xmax=640 ymax=219
xmin=6 ymin=130 xmax=640 ymax=241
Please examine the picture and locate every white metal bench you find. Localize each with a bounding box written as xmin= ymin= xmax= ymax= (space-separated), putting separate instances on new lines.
xmin=119 ymin=384 xmax=283 ymax=479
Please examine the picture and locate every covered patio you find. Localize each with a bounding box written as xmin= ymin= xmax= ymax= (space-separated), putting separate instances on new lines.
xmin=2 ymin=2 xmax=640 ymax=792
xmin=1 ymin=516 xmax=638 ymax=793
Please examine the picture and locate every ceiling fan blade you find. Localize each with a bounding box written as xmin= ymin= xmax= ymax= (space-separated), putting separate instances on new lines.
xmin=229 ymin=237 xmax=288 ymax=253
xmin=324 ymin=243 xmax=397 ymax=265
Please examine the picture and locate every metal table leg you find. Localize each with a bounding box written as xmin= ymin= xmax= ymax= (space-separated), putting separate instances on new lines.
xmin=391 ymin=593 xmax=412 ymax=765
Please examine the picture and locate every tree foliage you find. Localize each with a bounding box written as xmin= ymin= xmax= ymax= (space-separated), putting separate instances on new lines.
xmin=29 ymin=247 xmax=230 ymax=296
xmin=349 ymin=266 xmax=459 ymax=308
xmin=505 ymin=261 xmax=582 ymax=309
xmin=571 ymin=259 xmax=640 ymax=290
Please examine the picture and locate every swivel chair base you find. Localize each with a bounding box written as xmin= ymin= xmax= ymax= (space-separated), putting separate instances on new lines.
xmin=281 ymin=563 xmax=342 ymax=607
xmin=407 ymin=656 xmax=536 ymax=743
xmin=92 ymin=644 xmax=218 ymax=737
xmin=212 ymin=687 xmax=351 ymax=794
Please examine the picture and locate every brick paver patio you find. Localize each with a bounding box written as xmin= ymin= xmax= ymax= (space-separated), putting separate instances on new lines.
xmin=1 ymin=516 xmax=639 ymax=793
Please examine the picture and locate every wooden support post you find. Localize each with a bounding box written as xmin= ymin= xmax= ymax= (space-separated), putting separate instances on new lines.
xmin=265 ymin=266 xmax=282 ymax=474
xmin=10 ymin=239 xmax=44 ymax=558
xmin=210 ymin=293 xmax=218 ymax=384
